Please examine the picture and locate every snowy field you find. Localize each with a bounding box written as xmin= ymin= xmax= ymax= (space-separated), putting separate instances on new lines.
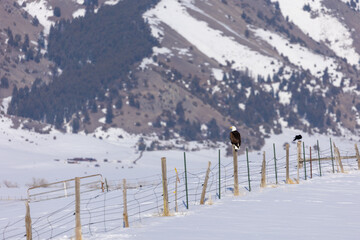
xmin=95 ymin=171 xmax=360 ymax=240
xmin=0 ymin=110 xmax=359 ymax=239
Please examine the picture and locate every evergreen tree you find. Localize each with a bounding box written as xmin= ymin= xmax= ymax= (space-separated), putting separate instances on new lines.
xmin=0 ymin=77 xmax=9 ymax=89
xmin=175 ymin=101 xmax=185 ymax=123
xmin=207 ymin=118 xmax=220 ymax=140
xmin=72 ymin=118 xmax=80 ymax=133
xmin=22 ymin=34 xmax=30 ymax=52
xmin=115 ymin=98 xmax=122 ymax=109
xmin=32 ymin=16 xmax=39 ymax=26
xmin=105 ymin=102 xmax=113 ymax=124
xmin=53 ymin=7 xmax=61 ymax=17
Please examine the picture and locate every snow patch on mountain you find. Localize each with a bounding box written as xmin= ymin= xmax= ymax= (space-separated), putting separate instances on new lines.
xmin=339 ymin=0 xmax=360 ymax=11
xmin=72 ymin=8 xmax=86 ymax=18
xmin=104 ymin=0 xmax=121 ymax=6
xmin=139 ymin=47 xmax=172 ymax=70
xmin=212 ymin=68 xmax=224 ymax=81
xmin=273 ymin=0 xmax=360 ymax=66
xmin=144 ymin=0 xmax=283 ymax=78
xmin=17 ymin=0 xmax=54 ymax=35
xmin=253 ymin=28 xmax=343 ymax=87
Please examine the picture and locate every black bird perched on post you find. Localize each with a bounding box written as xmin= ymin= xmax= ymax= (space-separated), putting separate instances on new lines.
xmin=230 ymin=126 xmax=241 ymax=151
xmin=293 ymin=135 xmax=302 ymax=141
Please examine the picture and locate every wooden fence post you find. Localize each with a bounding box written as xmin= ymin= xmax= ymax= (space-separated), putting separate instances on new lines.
xmin=175 ymin=168 xmax=180 ymax=212
xmin=334 ymin=146 xmax=344 ymax=173
xmin=232 ymin=146 xmax=239 ymax=196
xmin=123 ymin=179 xmax=129 ymax=227
xmin=75 ymin=177 xmax=82 ymax=240
xmin=330 ymin=138 xmax=335 ymax=173
xmin=317 ymin=140 xmax=322 ymax=176
xmin=297 ymin=141 xmax=301 ymax=182
xmin=355 ymin=144 xmax=360 ymax=170
xmin=200 ymin=161 xmax=211 ymax=205
xmin=25 ymin=201 xmax=32 ymax=240
xmin=161 ymin=157 xmax=169 ymax=216
xmin=246 ymin=148 xmax=251 ymax=192
xmin=260 ymin=151 xmax=266 ymax=188
xmin=286 ymin=143 xmax=290 ymax=183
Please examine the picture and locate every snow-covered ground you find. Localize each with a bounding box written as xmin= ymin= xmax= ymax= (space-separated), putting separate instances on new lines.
xmin=93 ymin=171 xmax=360 ymax=240
xmin=0 ymin=110 xmax=359 ymax=239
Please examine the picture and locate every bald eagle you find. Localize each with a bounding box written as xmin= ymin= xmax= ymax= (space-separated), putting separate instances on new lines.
xmin=230 ymin=126 xmax=241 ymax=151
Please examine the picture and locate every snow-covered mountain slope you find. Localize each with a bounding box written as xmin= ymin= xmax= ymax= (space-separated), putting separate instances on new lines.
xmin=1 ymin=0 xmax=360 ymax=152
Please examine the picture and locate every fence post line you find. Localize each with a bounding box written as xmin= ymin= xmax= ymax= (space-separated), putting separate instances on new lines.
xmin=183 ymin=152 xmax=189 ymax=209
xmin=355 ymin=144 xmax=360 ymax=170
xmin=25 ymin=201 xmax=32 ymax=240
xmin=161 ymin=157 xmax=170 ymax=216
xmin=297 ymin=141 xmax=301 ymax=182
xmin=260 ymin=151 xmax=266 ymax=188
xmin=232 ymin=146 xmax=239 ymax=196
xmin=286 ymin=143 xmax=290 ymax=183
xmin=75 ymin=177 xmax=82 ymax=240
xmin=317 ymin=140 xmax=322 ymax=176
xmin=330 ymin=138 xmax=335 ymax=173
xmin=218 ymin=149 xmax=221 ymax=199
xmin=310 ymin=146 xmax=313 ymax=179
xmin=303 ymin=142 xmax=307 ymax=180
xmin=246 ymin=148 xmax=251 ymax=192
xmin=123 ymin=179 xmax=129 ymax=227
xmin=273 ymin=143 xmax=278 ymax=184
xmin=200 ymin=161 xmax=211 ymax=205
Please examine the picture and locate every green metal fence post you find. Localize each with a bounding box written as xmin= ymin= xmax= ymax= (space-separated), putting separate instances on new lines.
xmin=273 ymin=143 xmax=278 ymax=184
xmin=218 ymin=149 xmax=221 ymax=199
xmin=184 ymin=152 xmax=189 ymax=209
xmin=330 ymin=138 xmax=335 ymax=173
xmin=303 ymin=142 xmax=307 ymax=180
xmin=317 ymin=140 xmax=322 ymax=177
xmin=246 ymin=148 xmax=251 ymax=192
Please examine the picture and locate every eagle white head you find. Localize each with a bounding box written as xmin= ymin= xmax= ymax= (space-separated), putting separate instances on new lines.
xmin=230 ymin=126 xmax=237 ymax=132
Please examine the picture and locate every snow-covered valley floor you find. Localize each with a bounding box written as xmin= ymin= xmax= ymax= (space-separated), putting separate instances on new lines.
xmin=0 ymin=112 xmax=360 ymax=239
xmin=99 ymin=171 xmax=360 ymax=240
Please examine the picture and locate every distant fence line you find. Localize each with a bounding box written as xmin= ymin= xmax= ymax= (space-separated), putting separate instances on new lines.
xmin=1 ymin=138 xmax=359 ymax=240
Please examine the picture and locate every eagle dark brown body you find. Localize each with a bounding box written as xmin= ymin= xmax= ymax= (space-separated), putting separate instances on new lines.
xmin=230 ymin=126 xmax=241 ymax=151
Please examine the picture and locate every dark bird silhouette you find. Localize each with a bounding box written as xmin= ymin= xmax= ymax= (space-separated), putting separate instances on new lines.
xmin=293 ymin=135 xmax=302 ymax=141
xmin=230 ymin=126 xmax=241 ymax=151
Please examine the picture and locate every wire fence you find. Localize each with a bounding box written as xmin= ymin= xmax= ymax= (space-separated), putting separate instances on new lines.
xmin=1 ymin=139 xmax=359 ymax=239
